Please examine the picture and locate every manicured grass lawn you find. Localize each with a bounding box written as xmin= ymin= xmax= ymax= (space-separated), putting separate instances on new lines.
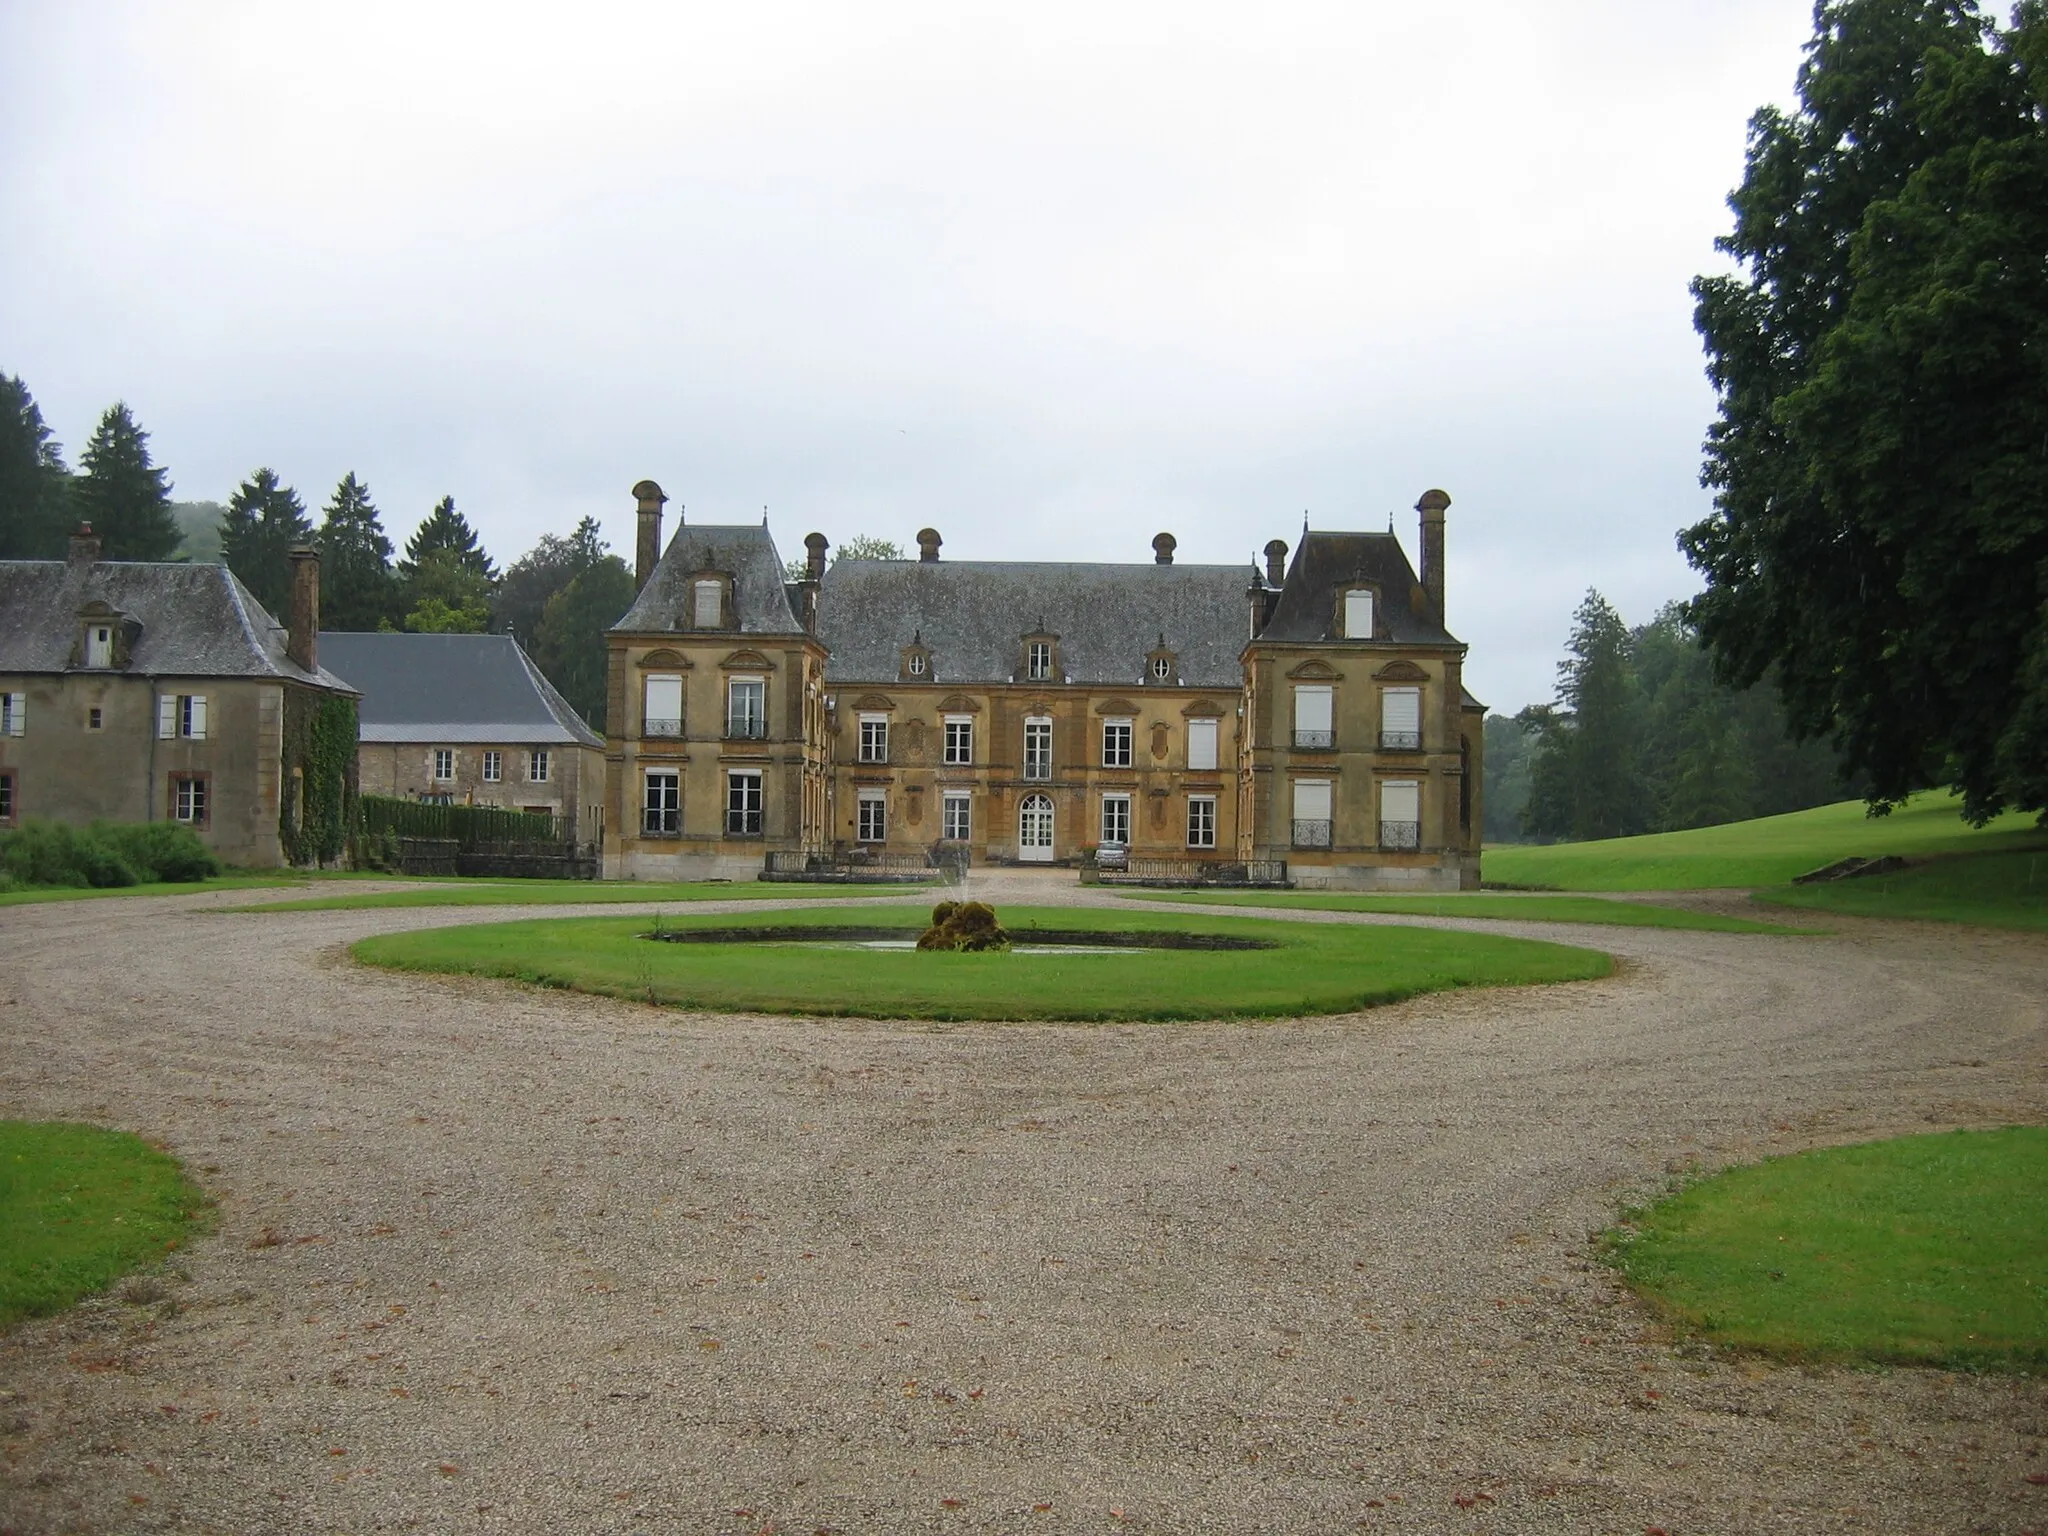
xmin=1606 ymin=1127 xmax=2048 ymax=1371
xmin=0 ymin=1121 xmax=209 ymax=1330
xmin=237 ymin=879 xmax=927 ymax=912
xmin=1757 ymin=848 xmax=2048 ymax=932
xmin=1485 ymin=794 xmax=2046 ymax=891
xmin=352 ymin=903 xmax=1612 ymax=1021
xmin=0 ymin=872 xmax=310 ymax=907
xmin=1121 ymin=890 xmax=1817 ymax=934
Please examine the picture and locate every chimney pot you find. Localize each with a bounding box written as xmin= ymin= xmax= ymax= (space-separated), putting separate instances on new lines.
xmin=288 ymin=546 xmax=320 ymax=672
xmin=916 ymin=527 xmax=942 ymax=562
xmin=1263 ymin=538 xmax=1288 ymax=587
xmin=1416 ymin=488 xmax=1449 ymax=624
xmin=633 ymin=479 xmax=667 ymax=593
xmin=68 ymin=522 xmax=101 ymax=566
xmin=804 ymin=531 xmax=828 ymax=582
xmin=1152 ymin=532 xmax=1176 ymax=565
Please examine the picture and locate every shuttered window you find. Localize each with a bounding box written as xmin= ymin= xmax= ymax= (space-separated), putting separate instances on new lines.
xmin=1186 ymin=717 xmax=1217 ymax=771
xmin=1344 ymin=590 xmax=1374 ymax=639
xmin=1 ymin=693 xmax=23 ymax=736
xmin=643 ymin=674 xmax=683 ymax=737
xmin=694 ymin=580 xmax=723 ymax=628
xmin=158 ymin=694 xmax=207 ymax=739
xmin=1380 ymin=686 xmax=1421 ymax=750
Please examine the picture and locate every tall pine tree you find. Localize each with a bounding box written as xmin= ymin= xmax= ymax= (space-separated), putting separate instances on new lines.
xmin=1522 ymin=591 xmax=1650 ymax=841
xmin=219 ymin=468 xmax=314 ymax=616
xmin=401 ymin=496 xmax=496 ymax=580
xmin=0 ymin=374 xmax=72 ymax=559
xmin=74 ymin=403 xmax=179 ymax=560
xmin=317 ymin=473 xmax=398 ymax=631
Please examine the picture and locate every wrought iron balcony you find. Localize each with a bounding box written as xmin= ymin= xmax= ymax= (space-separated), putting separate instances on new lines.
xmin=1378 ymin=729 xmax=1422 ymax=751
xmin=1379 ymin=819 xmax=1421 ymax=851
xmin=1292 ymin=729 xmax=1335 ymax=750
xmin=1292 ymin=818 xmax=1333 ymax=848
xmin=644 ymin=717 xmax=684 ymax=738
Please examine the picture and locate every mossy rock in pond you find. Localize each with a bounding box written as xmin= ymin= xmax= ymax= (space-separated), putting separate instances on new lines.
xmin=917 ymin=899 xmax=1010 ymax=952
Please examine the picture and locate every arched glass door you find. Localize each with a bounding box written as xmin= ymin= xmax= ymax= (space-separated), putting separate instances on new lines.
xmin=1018 ymin=793 xmax=1054 ymax=862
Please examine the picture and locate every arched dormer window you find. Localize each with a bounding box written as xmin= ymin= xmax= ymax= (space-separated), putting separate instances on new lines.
xmin=1341 ymin=587 xmax=1378 ymax=640
xmin=691 ymin=573 xmax=734 ymax=630
xmin=901 ymin=632 xmax=932 ymax=681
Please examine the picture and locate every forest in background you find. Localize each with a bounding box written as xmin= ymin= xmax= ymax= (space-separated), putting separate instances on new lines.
xmin=1484 ymin=591 xmax=1849 ymax=844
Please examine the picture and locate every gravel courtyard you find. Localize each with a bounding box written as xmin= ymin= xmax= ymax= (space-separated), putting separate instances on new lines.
xmin=1 ymin=875 xmax=2044 ymax=1535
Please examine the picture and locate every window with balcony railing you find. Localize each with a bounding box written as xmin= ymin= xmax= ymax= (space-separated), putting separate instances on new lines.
xmin=726 ymin=678 xmax=767 ymax=739
xmin=1292 ymin=818 xmax=1333 ymax=848
xmin=1379 ymin=820 xmax=1421 ymax=851
xmin=1378 ymin=729 xmax=1421 ymax=751
xmin=643 ymin=771 xmax=680 ymax=836
xmin=1292 ymin=729 xmax=1335 ymax=750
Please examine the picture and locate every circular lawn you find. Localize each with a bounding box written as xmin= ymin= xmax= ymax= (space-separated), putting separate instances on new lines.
xmin=352 ymin=903 xmax=1612 ymax=1022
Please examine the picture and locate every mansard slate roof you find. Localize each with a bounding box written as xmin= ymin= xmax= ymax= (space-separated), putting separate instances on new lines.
xmin=611 ymin=523 xmax=803 ymax=636
xmin=1257 ymin=531 xmax=1460 ymax=647
xmin=317 ymin=631 xmax=602 ymax=747
xmin=817 ymin=559 xmax=1252 ymax=688
xmin=0 ymin=558 xmax=357 ymax=690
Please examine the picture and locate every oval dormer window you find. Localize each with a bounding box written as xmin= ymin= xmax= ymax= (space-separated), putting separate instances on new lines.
xmin=909 ymin=653 xmax=927 ymax=676
xmin=1151 ymin=656 xmax=1171 ymax=681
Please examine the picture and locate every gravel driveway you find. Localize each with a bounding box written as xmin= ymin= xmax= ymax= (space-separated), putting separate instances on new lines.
xmin=1 ymin=874 xmax=2044 ymax=1535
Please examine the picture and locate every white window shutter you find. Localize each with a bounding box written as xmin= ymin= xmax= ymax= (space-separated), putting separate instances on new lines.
xmin=5 ymin=693 xmax=22 ymax=736
xmin=1382 ymin=687 xmax=1421 ymax=735
xmin=1294 ymin=686 xmax=1333 ymax=733
xmin=1187 ymin=717 xmax=1217 ymax=771
xmin=158 ymin=695 xmax=177 ymax=739
xmin=1292 ymin=779 xmax=1332 ymax=821
xmin=189 ymin=695 xmax=207 ymax=739
xmin=1381 ymin=780 xmax=1420 ymax=823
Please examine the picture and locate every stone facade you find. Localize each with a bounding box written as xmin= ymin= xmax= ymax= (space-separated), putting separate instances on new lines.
xmin=0 ymin=533 xmax=358 ymax=868
xmin=605 ymin=484 xmax=1483 ymax=889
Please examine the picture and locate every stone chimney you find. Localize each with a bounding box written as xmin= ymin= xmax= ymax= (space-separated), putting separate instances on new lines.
xmin=804 ymin=532 xmax=828 ymax=581
xmin=632 ymin=480 xmax=667 ymax=592
xmin=1416 ymin=488 xmax=1450 ymax=623
xmin=68 ymin=522 xmax=101 ymax=566
xmin=288 ymin=546 xmax=320 ymax=673
xmin=916 ymin=528 xmax=942 ymax=563
xmin=1263 ymin=538 xmax=1288 ymax=587
xmin=1152 ymin=532 xmax=1176 ymax=565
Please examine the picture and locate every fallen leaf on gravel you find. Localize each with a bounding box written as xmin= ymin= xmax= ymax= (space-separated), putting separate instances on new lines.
xmin=940 ymin=1497 xmax=963 ymax=1507
xmin=699 ymin=1339 xmax=721 ymax=1351
xmin=2027 ymin=1473 xmax=2048 ymax=1486
xmin=437 ymin=1464 xmax=459 ymax=1476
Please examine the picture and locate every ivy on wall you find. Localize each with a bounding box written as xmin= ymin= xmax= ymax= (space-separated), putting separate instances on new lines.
xmin=281 ymin=690 xmax=358 ymax=866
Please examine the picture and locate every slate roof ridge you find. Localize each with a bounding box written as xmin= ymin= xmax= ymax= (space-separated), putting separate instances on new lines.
xmin=508 ymin=636 xmax=605 ymax=748
xmin=316 ymin=629 xmax=602 ymax=747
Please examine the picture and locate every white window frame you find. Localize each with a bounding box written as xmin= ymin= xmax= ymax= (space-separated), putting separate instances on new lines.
xmin=907 ymin=651 xmax=927 ymax=677
xmin=529 ymin=748 xmax=551 ymax=783
xmin=1186 ymin=794 xmax=1217 ymax=849
xmin=858 ymin=713 xmax=890 ymax=764
xmin=1151 ymin=655 xmax=1172 ymax=681
xmin=643 ymin=768 xmax=680 ymax=835
xmin=643 ymin=673 xmax=684 ymax=738
xmin=1344 ymin=589 xmax=1375 ymax=639
xmin=694 ymin=579 xmax=724 ymax=628
xmin=171 ymin=774 xmax=207 ymax=826
xmin=726 ymin=769 xmax=764 ymax=836
xmin=943 ymin=715 xmax=973 ymax=766
xmin=482 ymin=750 xmax=502 ymax=783
xmin=1023 ymin=716 xmax=1052 ymax=780
xmin=1027 ymin=640 xmax=1052 ymax=681
xmin=1186 ymin=717 xmax=1217 ymax=771
xmin=1293 ymin=685 xmax=1333 ymax=749
xmin=433 ymin=748 xmax=455 ymax=782
xmin=158 ymin=694 xmax=208 ymax=740
xmin=1 ymin=693 xmax=23 ymax=737
xmin=1380 ymin=686 xmax=1422 ymax=750
xmin=1099 ymin=793 xmax=1131 ymax=846
xmin=941 ymin=790 xmax=971 ymax=842
xmin=856 ymin=788 xmax=886 ymax=843
xmin=727 ymin=676 xmax=766 ymax=739
xmin=1101 ymin=718 xmax=1133 ymax=768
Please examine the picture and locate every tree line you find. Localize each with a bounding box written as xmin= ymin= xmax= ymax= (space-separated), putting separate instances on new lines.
xmin=1485 ymin=591 xmax=1849 ymax=844
xmin=0 ymin=374 xmax=633 ymax=730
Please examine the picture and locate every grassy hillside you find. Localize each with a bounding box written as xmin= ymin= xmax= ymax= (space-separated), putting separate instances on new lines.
xmin=1759 ymin=848 xmax=2048 ymax=931
xmin=1483 ymin=794 xmax=2046 ymax=891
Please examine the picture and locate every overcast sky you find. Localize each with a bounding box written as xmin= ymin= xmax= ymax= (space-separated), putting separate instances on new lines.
xmin=0 ymin=1 xmax=1813 ymax=711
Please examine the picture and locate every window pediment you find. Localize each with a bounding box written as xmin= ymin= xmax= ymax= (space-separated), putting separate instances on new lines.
xmin=636 ymin=647 xmax=691 ymax=670
xmin=936 ymin=693 xmax=980 ymax=714
xmin=1094 ymin=697 xmax=1141 ymax=716
xmin=720 ymin=649 xmax=774 ymax=671
xmin=1179 ymin=699 xmax=1226 ymax=718
xmin=852 ymin=691 xmax=897 ymax=711
xmin=1372 ymin=660 xmax=1429 ymax=682
xmin=1286 ymin=659 xmax=1342 ymax=681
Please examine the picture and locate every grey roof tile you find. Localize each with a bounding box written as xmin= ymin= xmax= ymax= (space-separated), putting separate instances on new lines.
xmin=816 ymin=559 xmax=1253 ymax=688
xmin=611 ymin=523 xmax=802 ymax=636
xmin=0 ymin=558 xmax=357 ymax=690
xmin=1257 ymin=532 xmax=1461 ymax=646
xmin=317 ymin=631 xmax=603 ymax=747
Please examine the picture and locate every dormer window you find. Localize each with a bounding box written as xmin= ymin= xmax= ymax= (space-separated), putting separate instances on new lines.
xmin=86 ymin=624 xmax=114 ymax=668
xmin=693 ymin=578 xmax=725 ymax=629
xmin=1145 ymin=638 xmax=1178 ymax=686
xmin=1027 ymin=640 xmax=1054 ymax=681
xmin=1151 ymin=657 xmax=1170 ymax=680
xmin=1343 ymin=588 xmax=1375 ymax=640
xmin=901 ymin=635 xmax=932 ymax=680
xmin=908 ymin=653 xmax=927 ymax=676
